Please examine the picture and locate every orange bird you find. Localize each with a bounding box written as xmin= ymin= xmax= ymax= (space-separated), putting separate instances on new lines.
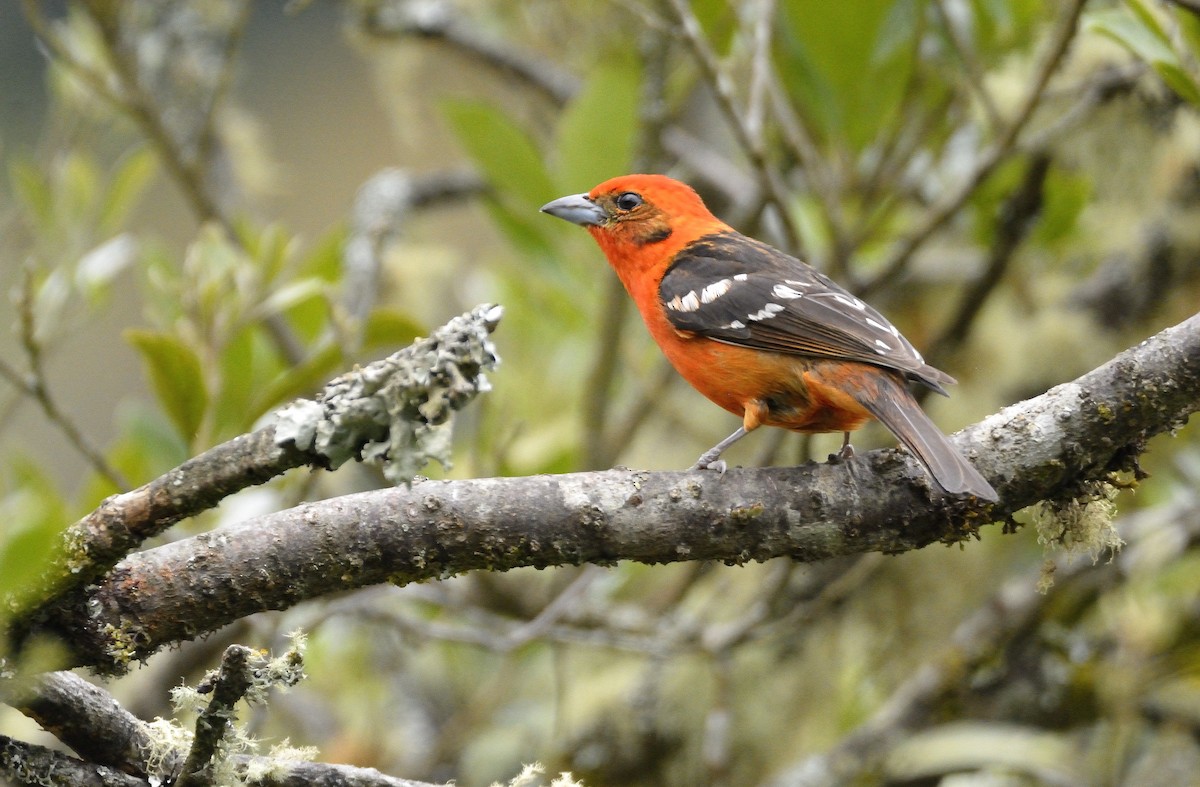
xmin=541 ymin=174 xmax=997 ymax=501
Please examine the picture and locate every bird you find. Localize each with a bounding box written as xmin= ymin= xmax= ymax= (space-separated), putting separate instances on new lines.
xmin=540 ymin=174 xmax=998 ymax=501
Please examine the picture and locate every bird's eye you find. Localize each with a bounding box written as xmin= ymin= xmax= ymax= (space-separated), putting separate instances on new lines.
xmin=615 ymin=192 xmax=643 ymax=211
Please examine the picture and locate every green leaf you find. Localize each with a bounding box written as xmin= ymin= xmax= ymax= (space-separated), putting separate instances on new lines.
xmin=1087 ymin=6 xmax=1200 ymax=105
xmin=443 ymin=99 xmax=557 ymax=209
xmin=555 ymin=62 xmax=642 ymax=190
xmin=691 ymin=0 xmax=738 ymax=55
xmin=10 ymin=159 xmax=54 ymax=228
xmin=362 ymin=308 xmax=425 ymax=350
xmin=97 ymin=401 xmax=189 ymax=497
xmin=214 ymin=326 xmax=269 ymax=435
xmin=248 ymin=278 xmax=327 ymax=323
xmin=1034 ymin=168 xmax=1091 ymax=247
xmin=0 ymin=458 xmax=67 ymax=612
xmin=483 ymin=199 xmax=557 ymax=257
xmin=776 ymin=0 xmax=921 ymax=148
xmin=32 ymin=268 xmax=72 ymax=344
xmin=239 ymin=222 xmax=295 ymax=285
xmin=99 ymin=147 xmax=156 ymax=231
xmin=968 ymin=0 xmax=1053 ymax=60
xmin=125 ymin=329 xmax=209 ymax=444
xmin=250 ymin=341 xmax=344 ymax=416
xmin=967 ymin=157 xmax=1025 ymax=246
xmin=61 ymin=151 xmax=100 ymax=224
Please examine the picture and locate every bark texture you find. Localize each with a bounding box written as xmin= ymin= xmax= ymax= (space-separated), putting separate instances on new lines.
xmin=34 ymin=312 xmax=1199 ymax=672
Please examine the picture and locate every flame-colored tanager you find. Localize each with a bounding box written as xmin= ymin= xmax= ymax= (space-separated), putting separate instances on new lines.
xmin=541 ymin=174 xmax=997 ymax=501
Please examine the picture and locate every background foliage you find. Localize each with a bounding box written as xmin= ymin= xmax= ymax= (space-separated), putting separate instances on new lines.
xmin=2 ymin=0 xmax=1200 ymax=785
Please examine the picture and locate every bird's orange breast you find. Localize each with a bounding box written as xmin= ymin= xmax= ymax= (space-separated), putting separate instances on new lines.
xmin=626 ymin=277 xmax=873 ymax=435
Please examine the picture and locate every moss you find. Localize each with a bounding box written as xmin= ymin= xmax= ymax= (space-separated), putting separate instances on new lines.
xmin=1024 ymin=482 xmax=1125 ymax=592
xmin=102 ymin=620 xmax=142 ymax=672
xmin=729 ymin=502 xmax=766 ymax=525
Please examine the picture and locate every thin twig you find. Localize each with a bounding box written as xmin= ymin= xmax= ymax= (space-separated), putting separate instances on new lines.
xmin=745 ymin=0 xmax=777 ymax=145
xmin=357 ymin=0 xmax=579 ymax=106
xmin=666 ymin=0 xmax=807 ymax=256
xmin=11 ymin=267 xmax=129 ymax=491
xmin=1023 ymin=63 xmax=1143 ymax=150
xmin=583 ymin=278 xmax=633 ymax=470
xmin=932 ymin=0 xmax=1003 ymax=130
xmin=863 ymin=0 xmax=1088 ymax=297
xmin=605 ymin=362 xmax=679 ymax=467
xmin=175 ymin=645 xmax=255 ymax=787
xmin=921 ymin=152 xmax=1051 ymax=381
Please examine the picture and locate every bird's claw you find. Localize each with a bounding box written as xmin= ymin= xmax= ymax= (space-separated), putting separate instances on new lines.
xmin=690 ymin=455 xmax=728 ymax=474
xmin=827 ymin=443 xmax=855 ymax=464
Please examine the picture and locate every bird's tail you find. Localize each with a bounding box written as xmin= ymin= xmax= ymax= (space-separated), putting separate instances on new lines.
xmin=856 ymin=374 xmax=998 ymax=501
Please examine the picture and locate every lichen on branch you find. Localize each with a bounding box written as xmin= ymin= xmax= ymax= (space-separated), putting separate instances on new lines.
xmin=273 ymin=304 xmax=503 ymax=483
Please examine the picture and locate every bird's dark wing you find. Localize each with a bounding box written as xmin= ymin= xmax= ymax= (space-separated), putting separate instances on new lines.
xmin=659 ymin=232 xmax=954 ymax=393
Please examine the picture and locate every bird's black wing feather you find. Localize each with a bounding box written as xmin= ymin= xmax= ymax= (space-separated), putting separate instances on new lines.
xmin=659 ymin=232 xmax=953 ymax=393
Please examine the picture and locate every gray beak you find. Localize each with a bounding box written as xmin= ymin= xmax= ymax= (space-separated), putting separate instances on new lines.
xmin=540 ymin=193 xmax=607 ymax=227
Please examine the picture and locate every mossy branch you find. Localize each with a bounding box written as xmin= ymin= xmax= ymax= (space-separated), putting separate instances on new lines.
xmin=26 ymin=311 xmax=1200 ymax=673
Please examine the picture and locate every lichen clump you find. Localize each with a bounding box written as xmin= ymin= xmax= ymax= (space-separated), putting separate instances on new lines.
xmin=1030 ymin=483 xmax=1125 ymax=592
xmin=274 ymin=304 xmax=502 ymax=484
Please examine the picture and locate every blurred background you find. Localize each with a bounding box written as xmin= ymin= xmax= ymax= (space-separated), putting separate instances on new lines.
xmin=2 ymin=1 xmax=1200 ymax=785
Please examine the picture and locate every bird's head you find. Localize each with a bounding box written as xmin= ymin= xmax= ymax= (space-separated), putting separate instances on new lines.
xmin=541 ymin=174 xmax=727 ymax=271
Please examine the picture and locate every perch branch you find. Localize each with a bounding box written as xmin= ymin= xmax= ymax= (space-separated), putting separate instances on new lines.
xmin=12 ymin=306 xmax=501 ymax=650
xmin=36 ymin=312 xmax=1200 ymax=672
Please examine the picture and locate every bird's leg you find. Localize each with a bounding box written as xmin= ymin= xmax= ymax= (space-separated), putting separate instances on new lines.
xmin=829 ymin=431 xmax=855 ymax=463
xmin=690 ymin=427 xmax=748 ymax=473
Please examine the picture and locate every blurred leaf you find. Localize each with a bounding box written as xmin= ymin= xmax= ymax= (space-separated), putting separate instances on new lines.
xmin=483 ymin=200 xmax=557 ymax=257
xmin=1126 ymin=0 xmax=1169 ymax=41
xmin=285 ymin=227 xmax=347 ymax=344
xmin=125 ymin=329 xmax=209 ymax=444
xmin=967 ymin=157 xmax=1025 ymax=246
xmin=555 ymin=62 xmax=642 ymax=189
xmin=61 ymin=151 xmax=100 ymax=225
xmin=248 ymin=278 xmax=327 ymax=324
xmin=215 ymin=325 xmax=267 ymax=435
xmin=362 ymin=308 xmax=425 ymax=350
xmin=691 ymin=0 xmax=738 ymax=55
xmin=776 ymin=0 xmax=921 ymax=148
xmin=968 ymin=0 xmax=1046 ymax=60
xmin=1034 ymin=168 xmax=1091 ymax=248
xmin=1179 ymin=5 xmax=1200 ymax=57
xmin=0 ymin=458 xmax=67 ymax=612
xmin=10 ymin=159 xmax=54 ymax=228
xmin=32 ymin=267 xmax=72 ymax=344
xmin=239 ymin=221 xmax=296 ymax=285
xmin=74 ymin=234 xmax=138 ymax=296
xmin=443 ymin=99 xmax=557 ymax=209
xmin=299 ymin=224 xmax=347 ymax=283
xmin=250 ymin=342 xmax=344 ymax=417
xmin=99 ymin=147 xmax=156 ymax=231
xmin=90 ymin=402 xmax=190 ymax=500
xmin=182 ymin=224 xmax=247 ymax=339
xmin=1088 ymin=6 xmax=1200 ymax=105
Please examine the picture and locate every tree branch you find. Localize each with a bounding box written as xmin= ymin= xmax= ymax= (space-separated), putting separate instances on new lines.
xmin=13 ymin=306 xmax=502 ymax=652
xmin=356 ymin=0 xmax=579 ymax=106
xmin=2 ymin=669 xmax=451 ymax=787
xmin=33 ymin=312 xmax=1200 ymax=672
xmin=175 ymin=645 xmax=257 ymax=787
xmin=3 ymin=670 xmax=161 ymax=777
xmin=0 ymin=733 xmax=147 ymax=787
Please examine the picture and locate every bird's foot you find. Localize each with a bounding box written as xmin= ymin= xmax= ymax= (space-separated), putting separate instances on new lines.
xmin=690 ymin=452 xmax=728 ymax=474
xmin=827 ymin=442 xmax=855 ymax=464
